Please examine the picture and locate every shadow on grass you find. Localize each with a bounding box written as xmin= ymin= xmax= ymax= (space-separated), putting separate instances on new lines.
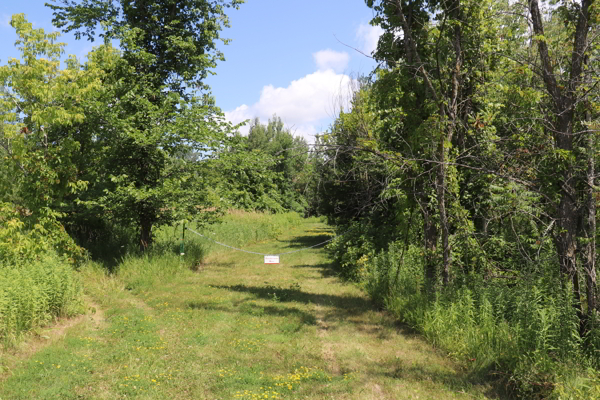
xmin=277 ymin=233 xmax=335 ymax=249
xmin=214 ymin=284 xmax=372 ymax=316
xmin=364 ymin=356 xmax=512 ymax=399
xmin=186 ymin=299 xmax=317 ymax=326
xmin=207 ymin=282 xmax=510 ymax=398
xmin=293 ymin=262 xmax=339 ymax=278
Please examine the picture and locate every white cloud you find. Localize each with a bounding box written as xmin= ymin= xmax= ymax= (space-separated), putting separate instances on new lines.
xmin=313 ymin=49 xmax=350 ymax=73
xmin=356 ymin=23 xmax=384 ymax=55
xmin=225 ymin=69 xmax=355 ymax=142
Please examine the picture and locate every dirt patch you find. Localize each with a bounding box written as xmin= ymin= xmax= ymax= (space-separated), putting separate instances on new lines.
xmin=370 ymin=383 xmax=386 ymax=399
xmin=85 ymin=297 xmax=107 ymax=330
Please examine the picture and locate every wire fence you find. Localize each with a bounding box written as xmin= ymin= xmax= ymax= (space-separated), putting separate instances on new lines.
xmin=185 ymin=227 xmax=344 ymax=257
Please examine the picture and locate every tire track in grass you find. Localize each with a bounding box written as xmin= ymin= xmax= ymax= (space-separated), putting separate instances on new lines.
xmin=315 ymin=304 xmax=340 ymax=377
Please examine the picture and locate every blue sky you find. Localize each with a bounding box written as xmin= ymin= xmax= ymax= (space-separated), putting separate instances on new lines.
xmin=0 ymin=1 xmax=383 ymax=142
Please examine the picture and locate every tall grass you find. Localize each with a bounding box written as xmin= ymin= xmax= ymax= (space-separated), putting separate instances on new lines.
xmin=115 ymin=211 xmax=305 ymax=292
xmin=0 ymin=254 xmax=83 ymax=345
xmin=0 ymin=203 xmax=84 ymax=345
xmin=348 ymin=240 xmax=600 ymax=399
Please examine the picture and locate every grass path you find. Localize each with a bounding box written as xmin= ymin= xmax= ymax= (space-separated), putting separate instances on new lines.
xmin=0 ymin=220 xmax=500 ymax=399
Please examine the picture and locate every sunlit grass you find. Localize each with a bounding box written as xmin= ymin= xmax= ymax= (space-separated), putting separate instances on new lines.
xmin=0 ymin=217 xmax=499 ymax=399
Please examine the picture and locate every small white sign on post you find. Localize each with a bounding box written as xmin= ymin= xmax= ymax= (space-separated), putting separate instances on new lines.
xmin=264 ymin=255 xmax=280 ymax=264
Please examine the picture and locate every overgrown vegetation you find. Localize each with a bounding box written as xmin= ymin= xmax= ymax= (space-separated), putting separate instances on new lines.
xmin=316 ymin=0 xmax=600 ymax=397
xmin=0 ymin=203 xmax=83 ymax=345
xmin=1 ymin=0 xmax=599 ymax=398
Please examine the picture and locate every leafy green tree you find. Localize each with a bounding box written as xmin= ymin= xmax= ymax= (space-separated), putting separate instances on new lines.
xmin=0 ymin=14 xmax=99 ymax=219
xmin=246 ymin=115 xmax=310 ymax=213
xmin=210 ymin=135 xmax=286 ymax=213
xmin=45 ymin=0 xmax=243 ymax=250
xmin=47 ymin=0 xmax=243 ymax=94
xmin=208 ymin=116 xmax=311 ymax=214
xmin=0 ymin=14 xmax=94 ymax=262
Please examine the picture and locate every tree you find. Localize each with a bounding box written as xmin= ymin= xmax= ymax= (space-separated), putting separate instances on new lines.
xmin=0 ymin=14 xmax=98 ymax=262
xmin=527 ymin=0 xmax=598 ymax=320
xmin=47 ymin=0 xmax=243 ymax=95
xmin=246 ymin=116 xmax=310 ymax=213
xmin=361 ymin=0 xmax=501 ymax=289
xmin=45 ymin=0 xmax=243 ymax=250
xmin=0 ymin=14 xmax=101 ymax=219
xmin=209 ymin=115 xmax=311 ymax=214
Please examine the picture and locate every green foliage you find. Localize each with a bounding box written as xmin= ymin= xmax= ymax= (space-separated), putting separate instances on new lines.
xmin=327 ymin=222 xmax=377 ymax=281
xmin=0 ymin=202 xmax=83 ymax=345
xmin=0 ymin=202 xmax=85 ymax=266
xmin=0 ymin=15 xmax=88 ymax=344
xmin=40 ymin=0 xmax=243 ymax=250
xmin=0 ymin=254 xmax=83 ymax=345
xmin=336 ymin=226 xmax=596 ymax=398
xmin=47 ymin=0 xmax=244 ymax=94
xmin=211 ymin=116 xmax=311 ymax=214
xmin=0 ymin=14 xmax=102 ymax=219
xmin=209 ymin=142 xmax=287 ymax=213
xmin=317 ymin=0 xmax=599 ymax=396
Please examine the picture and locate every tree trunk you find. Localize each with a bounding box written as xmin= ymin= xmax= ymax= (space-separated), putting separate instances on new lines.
xmin=529 ymin=0 xmax=592 ymax=325
xmin=423 ymin=203 xmax=439 ymax=292
xmin=394 ymin=0 xmax=463 ymax=289
xmin=437 ymin=136 xmax=451 ymax=286
xmin=583 ymin=109 xmax=597 ymax=316
xmin=438 ymin=0 xmax=462 ymax=287
xmin=140 ymin=217 xmax=153 ymax=252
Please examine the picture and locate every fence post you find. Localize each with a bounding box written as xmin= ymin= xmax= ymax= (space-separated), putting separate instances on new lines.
xmin=180 ymin=222 xmax=185 ymax=257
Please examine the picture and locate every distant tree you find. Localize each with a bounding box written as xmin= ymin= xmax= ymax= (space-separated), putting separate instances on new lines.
xmin=247 ymin=115 xmax=310 ymax=213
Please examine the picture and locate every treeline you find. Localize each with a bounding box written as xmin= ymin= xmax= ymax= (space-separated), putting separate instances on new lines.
xmin=312 ymin=0 xmax=599 ymax=397
xmin=212 ymin=116 xmax=314 ymax=214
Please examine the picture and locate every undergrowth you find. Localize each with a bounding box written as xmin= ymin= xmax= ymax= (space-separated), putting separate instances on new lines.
xmin=0 ymin=202 xmax=84 ymax=346
xmin=328 ymin=233 xmax=600 ymax=399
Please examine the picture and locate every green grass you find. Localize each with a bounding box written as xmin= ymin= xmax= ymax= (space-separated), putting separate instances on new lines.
xmin=0 ymin=217 xmax=502 ymax=399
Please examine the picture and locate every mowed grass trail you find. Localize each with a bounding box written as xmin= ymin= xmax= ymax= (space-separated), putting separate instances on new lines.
xmin=0 ymin=220 xmax=500 ymax=400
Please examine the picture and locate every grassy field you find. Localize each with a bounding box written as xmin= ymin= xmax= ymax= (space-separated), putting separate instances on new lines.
xmin=0 ymin=218 xmax=503 ymax=399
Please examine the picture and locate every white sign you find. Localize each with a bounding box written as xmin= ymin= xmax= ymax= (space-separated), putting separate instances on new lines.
xmin=264 ymin=255 xmax=280 ymax=264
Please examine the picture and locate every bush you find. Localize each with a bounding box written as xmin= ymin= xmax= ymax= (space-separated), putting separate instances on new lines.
xmin=0 ymin=202 xmax=85 ymax=267
xmin=0 ymin=202 xmax=84 ymax=345
xmin=326 ymin=222 xmax=377 ymax=281
xmin=0 ymin=254 xmax=83 ymax=344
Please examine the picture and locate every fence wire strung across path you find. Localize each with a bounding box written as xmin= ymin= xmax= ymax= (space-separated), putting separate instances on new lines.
xmin=185 ymin=227 xmax=343 ymax=257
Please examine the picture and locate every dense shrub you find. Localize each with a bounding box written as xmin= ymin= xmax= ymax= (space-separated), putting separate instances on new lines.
xmin=0 ymin=203 xmax=85 ymax=266
xmin=0 ymin=203 xmax=83 ymax=344
xmin=326 ymin=222 xmax=377 ymax=281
